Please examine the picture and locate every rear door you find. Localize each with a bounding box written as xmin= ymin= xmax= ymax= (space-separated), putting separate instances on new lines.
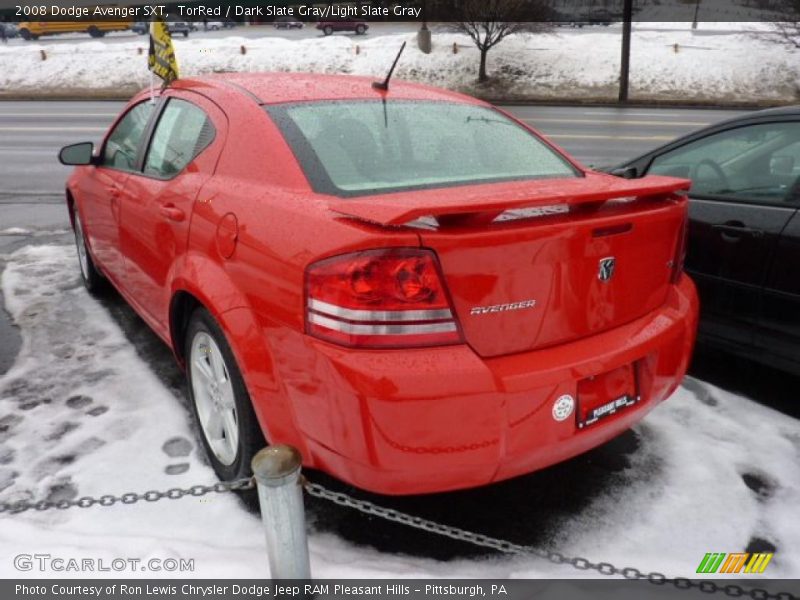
xmin=119 ymin=93 xmax=225 ymax=332
xmin=645 ymin=121 xmax=800 ymax=350
xmin=79 ymin=100 xmax=157 ymax=284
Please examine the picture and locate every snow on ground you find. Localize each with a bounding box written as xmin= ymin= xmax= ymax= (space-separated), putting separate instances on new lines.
xmin=1 ymin=244 xmax=799 ymax=580
xmin=0 ymin=25 xmax=798 ymax=104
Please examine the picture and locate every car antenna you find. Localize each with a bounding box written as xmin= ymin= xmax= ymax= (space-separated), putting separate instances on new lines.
xmin=372 ymin=41 xmax=406 ymax=91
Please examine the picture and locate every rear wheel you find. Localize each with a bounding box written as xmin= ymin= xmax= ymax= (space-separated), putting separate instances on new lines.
xmin=185 ymin=308 xmax=265 ymax=482
xmin=323 ymin=25 xmax=333 ymax=35
xmin=355 ymin=24 xmax=366 ymax=35
xmin=87 ymin=26 xmax=105 ymax=38
xmin=19 ymin=28 xmax=32 ymax=40
xmin=71 ymin=204 xmax=105 ymax=294
xmin=182 ymin=30 xmax=189 ymax=37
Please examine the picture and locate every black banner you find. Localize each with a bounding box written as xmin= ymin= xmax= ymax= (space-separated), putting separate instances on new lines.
xmin=1 ymin=0 xmax=800 ymax=23
xmin=3 ymin=580 xmax=800 ymax=600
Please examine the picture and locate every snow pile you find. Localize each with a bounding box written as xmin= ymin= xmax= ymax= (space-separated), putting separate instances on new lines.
xmin=1 ymin=244 xmax=799 ymax=579
xmin=0 ymin=26 xmax=798 ymax=103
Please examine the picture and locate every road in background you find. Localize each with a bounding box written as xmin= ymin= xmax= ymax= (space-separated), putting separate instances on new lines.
xmin=504 ymin=104 xmax=746 ymax=168
xmin=0 ymin=100 xmax=746 ymax=210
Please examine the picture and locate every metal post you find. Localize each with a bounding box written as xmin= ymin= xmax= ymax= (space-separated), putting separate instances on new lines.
xmin=417 ymin=0 xmax=432 ymax=54
xmin=619 ymin=0 xmax=633 ymax=103
xmin=252 ymin=445 xmax=311 ymax=579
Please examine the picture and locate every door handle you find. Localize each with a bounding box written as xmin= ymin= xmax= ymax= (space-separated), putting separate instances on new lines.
xmin=159 ymin=203 xmax=186 ymax=222
xmin=711 ymin=223 xmax=764 ymax=239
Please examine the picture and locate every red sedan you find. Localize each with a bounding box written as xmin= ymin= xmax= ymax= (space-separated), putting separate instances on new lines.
xmin=59 ymin=73 xmax=698 ymax=495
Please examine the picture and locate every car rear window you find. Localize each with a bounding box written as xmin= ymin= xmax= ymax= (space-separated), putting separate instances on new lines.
xmin=266 ymin=100 xmax=580 ymax=197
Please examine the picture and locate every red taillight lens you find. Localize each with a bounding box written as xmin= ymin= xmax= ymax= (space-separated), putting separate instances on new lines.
xmin=305 ymin=248 xmax=462 ymax=348
xmin=671 ymin=212 xmax=689 ymax=284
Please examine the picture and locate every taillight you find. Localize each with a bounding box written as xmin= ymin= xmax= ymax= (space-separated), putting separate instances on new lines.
xmin=305 ymin=248 xmax=462 ymax=348
xmin=671 ymin=212 xmax=689 ymax=284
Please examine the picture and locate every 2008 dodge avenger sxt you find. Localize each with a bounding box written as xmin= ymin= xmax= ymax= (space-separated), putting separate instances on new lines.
xmin=59 ymin=73 xmax=699 ymax=494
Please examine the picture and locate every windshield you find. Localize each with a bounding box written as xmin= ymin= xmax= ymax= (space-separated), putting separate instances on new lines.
xmin=266 ymin=100 xmax=581 ymax=197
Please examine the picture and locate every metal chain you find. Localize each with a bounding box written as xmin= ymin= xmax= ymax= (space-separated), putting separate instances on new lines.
xmin=304 ymin=481 xmax=798 ymax=600
xmin=0 ymin=477 xmax=254 ymax=514
xmin=2 ymin=474 xmax=795 ymax=600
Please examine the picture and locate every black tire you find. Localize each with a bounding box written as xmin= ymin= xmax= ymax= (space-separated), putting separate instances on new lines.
xmin=182 ymin=30 xmax=189 ymax=37
xmin=88 ymin=26 xmax=105 ymax=38
xmin=355 ymin=24 xmax=366 ymax=35
xmin=323 ymin=25 xmax=333 ymax=36
xmin=184 ymin=307 xmax=265 ymax=482
xmin=71 ymin=203 xmax=105 ymax=294
xmin=19 ymin=28 xmax=32 ymax=40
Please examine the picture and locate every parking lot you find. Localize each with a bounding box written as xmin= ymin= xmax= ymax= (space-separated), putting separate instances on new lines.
xmin=1 ymin=101 xmax=799 ymax=579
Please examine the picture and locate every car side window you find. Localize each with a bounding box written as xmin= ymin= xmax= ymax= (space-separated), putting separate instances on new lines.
xmin=143 ymin=99 xmax=215 ymax=179
xmin=648 ymin=122 xmax=800 ymax=204
xmin=102 ymin=102 xmax=155 ymax=172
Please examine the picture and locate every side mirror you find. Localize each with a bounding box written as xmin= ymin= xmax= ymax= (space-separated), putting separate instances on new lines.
xmin=770 ymin=154 xmax=794 ymax=177
xmin=59 ymin=142 xmax=95 ymax=166
xmin=609 ymin=166 xmax=638 ymax=179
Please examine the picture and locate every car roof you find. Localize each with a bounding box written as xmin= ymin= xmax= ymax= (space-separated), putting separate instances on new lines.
xmin=172 ymin=72 xmax=484 ymax=106
xmin=693 ymin=105 xmax=800 ymax=132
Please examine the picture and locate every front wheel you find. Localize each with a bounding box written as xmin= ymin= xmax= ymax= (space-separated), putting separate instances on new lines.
xmin=355 ymin=24 xmax=366 ymax=35
xmin=323 ymin=25 xmax=333 ymax=35
xmin=185 ymin=308 xmax=265 ymax=481
xmin=71 ymin=204 xmax=105 ymax=294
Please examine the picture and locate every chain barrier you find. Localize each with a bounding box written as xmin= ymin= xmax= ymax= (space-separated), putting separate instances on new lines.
xmin=304 ymin=481 xmax=798 ymax=600
xmin=0 ymin=474 xmax=796 ymax=600
xmin=0 ymin=477 xmax=254 ymax=514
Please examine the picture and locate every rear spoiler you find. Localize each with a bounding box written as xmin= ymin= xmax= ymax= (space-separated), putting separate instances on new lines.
xmin=329 ymin=173 xmax=690 ymax=227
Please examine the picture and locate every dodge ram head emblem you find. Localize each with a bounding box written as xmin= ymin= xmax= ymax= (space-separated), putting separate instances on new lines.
xmin=598 ymin=257 xmax=616 ymax=282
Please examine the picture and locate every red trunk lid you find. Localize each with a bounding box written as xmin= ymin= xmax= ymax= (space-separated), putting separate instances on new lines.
xmin=330 ymin=173 xmax=690 ymax=358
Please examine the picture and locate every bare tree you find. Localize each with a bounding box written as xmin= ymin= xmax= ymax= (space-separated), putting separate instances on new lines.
xmin=449 ymin=0 xmax=553 ymax=83
xmin=769 ymin=1 xmax=800 ymax=47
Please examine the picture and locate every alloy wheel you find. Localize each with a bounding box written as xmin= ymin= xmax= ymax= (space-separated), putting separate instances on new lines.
xmin=189 ymin=331 xmax=239 ymax=466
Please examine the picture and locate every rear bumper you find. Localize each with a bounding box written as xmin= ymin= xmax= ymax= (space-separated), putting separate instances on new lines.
xmin=270 ymin=275 xmax=698 ymax=495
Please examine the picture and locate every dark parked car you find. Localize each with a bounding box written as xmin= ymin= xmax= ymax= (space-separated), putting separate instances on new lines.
xmin=274 ymin=16 xmax=304 ymax=29
xmin=1 ymin=22 xmax=19 ymax=38
xmin=316 ymin=20 xmax=368 ymax=35
xmin=167 ymin=21 xmax=192 ymax=37
xmin=611 ymin=107 xmax=800 ymax=374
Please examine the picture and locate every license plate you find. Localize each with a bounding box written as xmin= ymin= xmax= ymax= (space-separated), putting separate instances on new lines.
xmin=577 ymin=363 xmax=639 ymax=429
